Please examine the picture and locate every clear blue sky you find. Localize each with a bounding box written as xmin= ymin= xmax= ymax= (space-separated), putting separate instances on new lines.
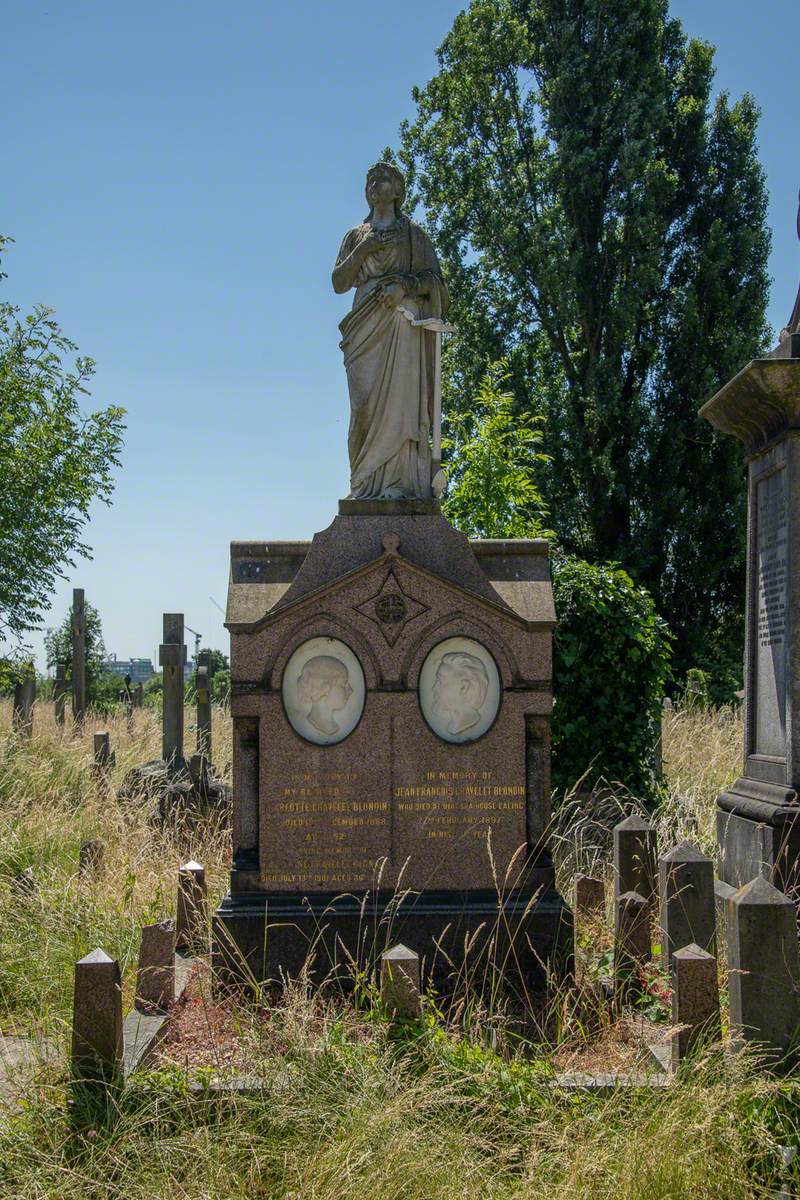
xmin=4 ymin=0 xmax=798 ymax=670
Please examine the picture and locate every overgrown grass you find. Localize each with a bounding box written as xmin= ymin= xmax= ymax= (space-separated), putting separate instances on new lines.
xmin=4 ymin=697 xmax=798 ymax=1199
xmin=0 ymin=698 xmax=231 ymax=1033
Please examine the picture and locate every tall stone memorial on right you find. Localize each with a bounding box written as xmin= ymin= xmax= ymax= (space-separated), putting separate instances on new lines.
xmin=701 ymin=198 xmax=800 ymax=891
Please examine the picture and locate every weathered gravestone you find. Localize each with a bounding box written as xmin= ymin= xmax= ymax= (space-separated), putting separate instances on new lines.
xmin=12 ymin=664 xmax=35 ymax=737
xmin=213 ymin=161 xmax=571 ymax=990
xmin=159 ymin=614 xmax=186 ymax=765
xmin=54 ymin=661 xmax=67 ymax=726
xmin=196 ymin=655 xmax=212 ymax=760
xmin=71 ymin=588 xmax=86 ymax=725
xmin=701 ymin=200 xmax=800 ymax=891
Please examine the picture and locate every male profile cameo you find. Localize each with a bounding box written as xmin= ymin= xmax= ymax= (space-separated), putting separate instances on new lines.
xmin=297 ymin=654 xmax=352 ymax=736
xmin=432 ymin=652 xmax=489 ymax=736
xmin=281 ymin=636 xmax=366 ymax=745
xmin=419 ymin=636 xmax=501 ymax=744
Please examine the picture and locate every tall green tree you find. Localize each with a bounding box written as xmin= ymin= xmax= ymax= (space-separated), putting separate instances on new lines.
xmin=443 ymin=359 xmax=552 ymax=538
xmin=44 ymin=601 xmax=110 ymax=700
xmin=0 ymin=236 xmax=125 ymax=655
xmin=399 ymin=0 xmax=770 ymax=685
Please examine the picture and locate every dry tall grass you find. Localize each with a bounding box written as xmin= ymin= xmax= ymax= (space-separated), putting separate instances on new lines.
xmin=0 ymin=697 xmax=232 ymax=1032
xmin=3 ymin=696 xmax=797 ymax=1200
xmin=658 ymin=702 xmax=742 ymax=854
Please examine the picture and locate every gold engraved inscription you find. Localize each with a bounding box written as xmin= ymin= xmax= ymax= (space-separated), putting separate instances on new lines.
xmin=266 ymin=768 xmax=390 ymax=887
xmin=395 ymin=769 xmax=525 ymax=842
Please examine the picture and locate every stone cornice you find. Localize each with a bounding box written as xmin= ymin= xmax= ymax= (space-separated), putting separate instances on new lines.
xmin=699 ymin=358 xmax=800 ymax=454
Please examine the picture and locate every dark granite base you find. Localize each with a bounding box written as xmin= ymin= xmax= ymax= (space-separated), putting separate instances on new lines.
xmin=717 ymin=779 xmax=800 ymax=893
xmin=212 ymin=884 xmax=573 ymax=994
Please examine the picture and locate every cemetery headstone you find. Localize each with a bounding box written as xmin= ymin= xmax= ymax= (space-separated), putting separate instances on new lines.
xmin=196 ymin=660 xmax=212 ymax=760
xmin=726 ymin=875 xmax=800 ymax=1071
xmin=12 ymin=664 xmax=35 ymax=737
xmin=136 ymin=920 xmax=176 ymax=1012
xmin=213 ymin=161 xmax=571 ymax=991
xmin=54 ymin=660 xmax=67 ymax=725
xmin=71 ymin=949 xmax=122 ymax=1083
xmin=71 ymin=588 xmax=86 ymax=725
xmin=613 ymin=815 xmax=657 ymax=907
xmin=671 ymin=944 xmax=720 ymax=1069
xmin=159 ymin=614 xmax=186 ymax=765
xmin=701 ymin=201 xmax=800 ymax=890
xmin=380 ymin=944 xmax=421 ymax=1019
xmin=659 ymin=841 xmax=715 ymax=977
xmin=122 ymin=673 xmax=135 ymax=729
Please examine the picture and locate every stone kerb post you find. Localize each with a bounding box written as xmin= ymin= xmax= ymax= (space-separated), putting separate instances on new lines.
xmin=136 ymin=920 xmax=176 ymax=1012
xmin=380 ymin=944 xmax=422 ymax=1019
xmin=159 ymin=614 xmax=187 ymax=765
xmin=727 ymin=876 xmax=800 ymax=1071
xmin=176 ymin=860 xmax=207 ymax=951
xmin=196 ymin=658 xmax=212 ymax=762
xmin=71 ymin=948 xmax=123 ymax=1086
xmin=613 ymin=815 xmax=657 ymax=908
xmin=575 ymin=874 xmax=605 ymax=919
xmin=71 ymin=588 xmax=86 ymax=726
xmin=79 ymin=839 xmax=105 ymax=876
xmin=671 ymin=944 xmax=720 ymax=1070
xmin=12 ymin=663 xmax=36 ymax=737
xmin=93 ymin=731 xmax=114 ymax=779
xmin=613 ymin=890 xmax=651 ymax=1002
xmin=659 ymin=841 xmax=715 ymax=979
xmin=54 ymin=660 xmax=67 ymax=725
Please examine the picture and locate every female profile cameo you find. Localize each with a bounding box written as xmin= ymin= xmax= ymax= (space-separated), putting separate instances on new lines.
xmin=282 ymin=637 xmax=366 ymax=745
xmin=419 ymin=637 xmax=501 ymax=744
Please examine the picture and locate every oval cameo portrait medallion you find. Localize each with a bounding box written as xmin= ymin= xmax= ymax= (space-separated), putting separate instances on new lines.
xmin=282 ymin=637 xmax=366 ymax=746
xmin=419 ymin=637 xmax=501 ymax=744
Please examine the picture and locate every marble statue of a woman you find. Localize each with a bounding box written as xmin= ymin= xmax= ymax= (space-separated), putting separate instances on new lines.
xmin=332 ymin=162 xmax=450 ymax=500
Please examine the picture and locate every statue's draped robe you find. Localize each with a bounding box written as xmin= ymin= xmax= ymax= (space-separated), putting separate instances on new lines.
xmin=336 ymin=216 xmax=449 ymax=499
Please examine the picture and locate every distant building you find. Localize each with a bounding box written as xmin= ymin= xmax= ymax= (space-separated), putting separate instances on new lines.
xmin=104 ymin=656 xmax=155 ymax=685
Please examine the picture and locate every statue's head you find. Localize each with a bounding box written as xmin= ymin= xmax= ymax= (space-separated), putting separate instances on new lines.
xmin=365 ymin=161 xmax=405 ymax=218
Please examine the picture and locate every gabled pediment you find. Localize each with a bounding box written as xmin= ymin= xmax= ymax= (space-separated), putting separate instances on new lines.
xmin=228 ymin=543 xmax=554 ymax=636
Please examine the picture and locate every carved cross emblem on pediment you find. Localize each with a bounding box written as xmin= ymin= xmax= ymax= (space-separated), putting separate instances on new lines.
xmin=355 ymin=570 xmax=429 ymax=646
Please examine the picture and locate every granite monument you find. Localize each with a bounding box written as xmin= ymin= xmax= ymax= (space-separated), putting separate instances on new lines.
xmin=213 ymin=164 xmax=571 ymax=989
xmin=701 ymin=192 xmax=800 ymax=893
